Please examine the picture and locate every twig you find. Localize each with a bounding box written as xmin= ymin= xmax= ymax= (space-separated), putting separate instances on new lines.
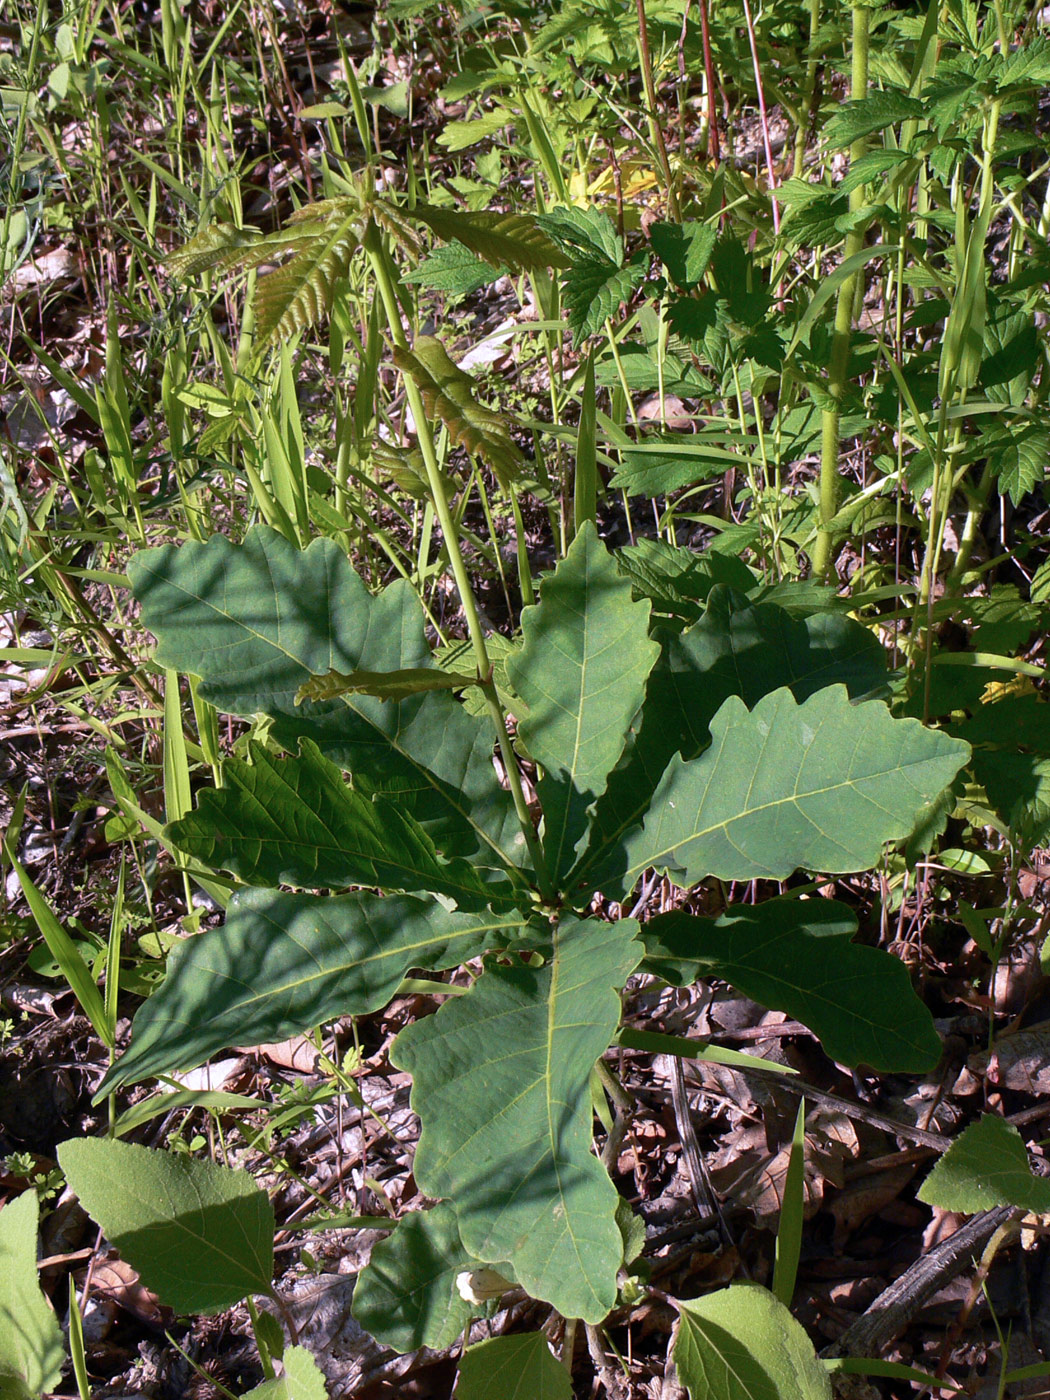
xmin=826 ymin=1207 xmax=1017 ymax=1357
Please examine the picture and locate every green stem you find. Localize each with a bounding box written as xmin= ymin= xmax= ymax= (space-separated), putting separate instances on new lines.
xmin=812 ymin=2 xmax=870 ymax=580
xmin=363 ymin=223 xmax=553 ymax=898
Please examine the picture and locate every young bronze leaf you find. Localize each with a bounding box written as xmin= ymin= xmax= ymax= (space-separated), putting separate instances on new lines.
xmin=296 ymin=666 xmax=479 ymax=704
xmin=252 ymin=205 xmax=364 ymax=346
xmin=642 ymin=897 xmax=940 ymax=1071
xmin=58 ymin=1139 xmax=274 ymax=1315
xmin=99 ymin=890 xmax=525 ymax=1094
xmin=404 ymin=203 xmax=571 ymax=271
xmin=506 ymin=523 xmax=658 ymax=882
xmin=393 ymin=918 xmax=641 ymax=1323
xmin=393 ymin=336 xmax=524 ymax=487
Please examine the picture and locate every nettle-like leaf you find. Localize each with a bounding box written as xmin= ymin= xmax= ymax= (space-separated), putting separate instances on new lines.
xmin=127 ymin=527 xmax=524 ymax=873
xmin=537 ymin=205 xmax=650 ymax=344
xmin=674 ymin=1283 xmax=832 ymax=1400
xmin=642 ymin=897 xmax=940 ymax=1071
xmin=393 ymin=918 xmax=641 ymax=1322
xmin=648 ymin=219 xmax=717 ymax=290
xmin=405 ymin=202 xmax=571 ymax=271
xmin=576 ymin=588 xmax=890 ymax=898
xmin=58 ymin=1138 xmax=274 ymax=1315
xmin=0 ymin=1191 xmax=65 ymax=1400
xmin=402 ymin=240 xmax=509 ymax=300
xmin=607 ymin=686 xmax=967 ymax=891
xmin=168 ymin=739 xmax=508 ymax=909
xmin=393 ymin=335 xmax=524 ymax=487
xmin=99 ymin=890 xmax=525 ymax=1093
xmin=983 ymin=419 xmax=1049 ymax=505
xmin=919 ymin=1114 xmax=1050 ymax=1214
xmin=822 ymin=90 xmax=925 ymax=150
xmin=563 ymin=252 xmax=650 ymax=345
xmin=353 ymin=1204 xmax=477 ymax=1352
xmin=507 ymin=523 xmax=659 ymax=882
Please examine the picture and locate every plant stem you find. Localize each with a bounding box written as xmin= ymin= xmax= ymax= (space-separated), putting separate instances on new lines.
xmin=363 ymin=223 xmax=553 ymax=898
xmin=812 ymin=1 xmax=871 ymax=580
xmin=635 ymin=0 xmax=680 ymax=219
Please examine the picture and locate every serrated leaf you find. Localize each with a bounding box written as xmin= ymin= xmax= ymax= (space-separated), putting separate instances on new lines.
xmin=252 ymin=206 xmax=364 ymax=346
xmin=406 ymin=203 xmax=571 ymax=270
xmin=58 ymin=1138 xmax=274 ymax=1314
xmin=507 ymin=523 xmax=658 ymax=880
xmin=674 ymin=1283 xmax=832 ymax=1400
xmin=99 ymin=890 xmax=525 ymax=1093
xmin=649 ymin=220 xmax=717 ymax=290
xmin=165 ymin=221 xmax=266 ymax=279
xmin=168 ymin=740 xmax=506 ymax=908
xmin=575 ymin=589 xmax=890 ymax=897
xmin=393 ymin=918 xmax=641 ymax=1322
xmin=986 ymin=422 xmax=1048 ymax=505
xmin=918 ymin=1114 xmax=1050 ymax=1214
xmin=353 ymin=1204 xmax=475 ymax=1351
xmin=402 ymin=241 xmax=508 ymax=300
xmin=393 ymin=335 xmax=524 ymax=487
xmin=297 ymin=666 xmax=479 ymax=704
xmin=823 ymin=90 xmax=925 ymax=150
xmin=127 ymin=527 xmax=524 ymax=873
xmin=611 ymin=686 xmax=968 ymax=890
xmin=561 ymin=250 xmax=649 ymax=345
xmin=536 ymin=205 xmax=622 ymax=263
xmin=0 ymin=1192 xmax=64 ymax=1400
xmin=456 ymin=1334 xmax=572 ymax=1400
xmin=642 ymin=897 xmax=940 ymax=1071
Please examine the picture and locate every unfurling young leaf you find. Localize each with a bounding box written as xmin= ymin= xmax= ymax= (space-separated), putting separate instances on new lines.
xmin=58 ymin=1138 xmax=275 ymax=1314
xmin=393 ymin=335 xmax=524 ymax=487
xmin=296 ymin=666 xmax=479 ymax=705
xmin=403 ymin=203 xmax=571 ymax=271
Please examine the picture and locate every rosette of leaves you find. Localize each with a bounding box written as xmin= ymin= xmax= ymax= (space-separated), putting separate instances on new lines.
xmin=98 ymin=524 xmax=966 ymax=1373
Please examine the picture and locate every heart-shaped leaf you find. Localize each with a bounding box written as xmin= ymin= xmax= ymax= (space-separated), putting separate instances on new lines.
xmin=58 ymin=1138 xmax=274 ymax=1314
xmin=918 ymin=1114 xmax=1050 ymax=1214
